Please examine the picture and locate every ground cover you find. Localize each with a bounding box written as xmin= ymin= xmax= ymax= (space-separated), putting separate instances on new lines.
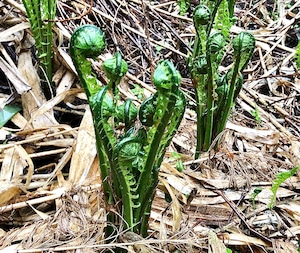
xmin=0 ymin=0 xmax=300 ymax=252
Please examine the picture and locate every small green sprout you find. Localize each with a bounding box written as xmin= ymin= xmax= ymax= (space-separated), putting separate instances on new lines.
xmin=131 ymin=84 xmax=146 ymax=100
xmin=250 ymin=104 xmax=262 ymax=126
xmin=250 ymin=187 xmax=262 ymax=209
xmin=171 ymin=152 xmax=184 ymax=172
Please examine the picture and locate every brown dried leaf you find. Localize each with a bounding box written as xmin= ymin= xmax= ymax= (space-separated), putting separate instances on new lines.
xmin=0 ymin=56 xmax=31 ymax=94
xmin=223 ymin=231 xmax=268 ymax=246
xmin=68 ymin=108 xmax=97 ymax=186
xmin=18 ymin=50 xmax=57 ymax=128
xmin=14 ymin=145 xmax=34 ymax=188
xmin=0 ymin=184 xmax=21 ymax=206
xmin=273 ymin=239 xmax=298 ymax=253
xmin=160 ymin=177 xmax=182 ymax=232
xmin=29 ymin=89 xmax=81 ymax=124
xmin=226 ymin=122 xmax=280 ymax=145
xmin=208 ymin=231 xmax=227 ymax=253
xmin=0 ymin=22 xmax=30 ymax=42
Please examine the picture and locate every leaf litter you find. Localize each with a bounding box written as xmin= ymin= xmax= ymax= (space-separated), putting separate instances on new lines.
xmin=0 ymin=0 xmax=300 ymax=252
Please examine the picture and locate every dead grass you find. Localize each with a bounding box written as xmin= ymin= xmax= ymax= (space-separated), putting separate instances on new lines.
xmin=0 ymin=0 xmax=300 ymax=252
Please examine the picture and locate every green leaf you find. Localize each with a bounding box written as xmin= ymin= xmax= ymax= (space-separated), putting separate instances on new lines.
xmin=177 ymin=0 xmax=190 ymax=15
xmin=214 ymin=0 xmax=234 ymax=39
xmin=268 ymin=166 xmax=299 ymax=209
xmin=295 ymin=40 xmax=300 ymax=70
xmin=0 ymin=105 xmax=21 ymax=128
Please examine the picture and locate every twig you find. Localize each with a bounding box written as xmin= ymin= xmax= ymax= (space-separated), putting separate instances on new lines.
xmin=147 ymin=5 xmax=193 ymax=52
xmin=48 ymin=0 xmax=93 ymax=22
xmin=214 ymin=189 xmax=272 ymax=244
xmin=0 ymin=191 xmax=64 ymax=214
xmin=239 ymin=90 xmax=294 ymax=139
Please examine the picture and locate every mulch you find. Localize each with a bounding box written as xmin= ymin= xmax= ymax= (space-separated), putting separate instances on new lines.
xmin=0 ymin=0 xmax=300 ymax=252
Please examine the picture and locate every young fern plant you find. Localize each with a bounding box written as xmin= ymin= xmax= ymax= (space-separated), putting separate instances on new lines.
xmin=22 ymin=0 xmax=56 ymax=98
xmin=268 ymin=166 xmax=299 ymax=209
xmin=70 ymin=25 xmax=186 ymax=237
xmin=189 ymin=1 xmax=256 ymax=158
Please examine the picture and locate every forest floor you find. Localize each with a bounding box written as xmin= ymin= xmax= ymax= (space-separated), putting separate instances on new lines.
xmin=0 ymin=0 xmax=300 ymax=252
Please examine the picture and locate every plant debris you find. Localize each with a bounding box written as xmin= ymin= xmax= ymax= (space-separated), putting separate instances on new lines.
xmin=0 ymin=0 xmax=300 ymax=252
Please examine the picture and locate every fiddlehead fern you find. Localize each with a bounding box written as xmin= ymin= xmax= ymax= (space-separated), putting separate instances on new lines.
xmin=70 ymin=25 xmax=106 ymax=97
xmin=207 ymin=32 xmax=226 ymax=65
xmin=103 ymin=52 xmax=128 ymax=96
xmin=232 ymin=32 xmax=256 ymax=73
xmin=202 ymin=32 xmax=226 ymax=151
xmin=216 ymin=31 xmax=255 ymax=134
xmin=190 ymin=2 xmax=255 ymax=157
xmin=112 ymin=135 xmax=143 ymax=229
xmin=192 ymin=5 xmax=211 ymax=58
xmin=193 ymin=4 xmax=211 ymax=27
xmin=70 ymin=25 xmax=117 ymax=208
xmin=116 ymin=99 xmax=138 ymax=130
xmin=139 ymin=93 xmax=158 ymax=127
xmin=135 ymin=60 xmax=186 ymax=236
xmin=71 ymin=26 xmax=186 ymax=238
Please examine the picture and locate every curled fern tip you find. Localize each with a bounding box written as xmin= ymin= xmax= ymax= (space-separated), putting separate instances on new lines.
xmin=153 ymin=60 xmax=181 ymax=90
xmin=70 ymin=25 xmax=106 ymax=59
